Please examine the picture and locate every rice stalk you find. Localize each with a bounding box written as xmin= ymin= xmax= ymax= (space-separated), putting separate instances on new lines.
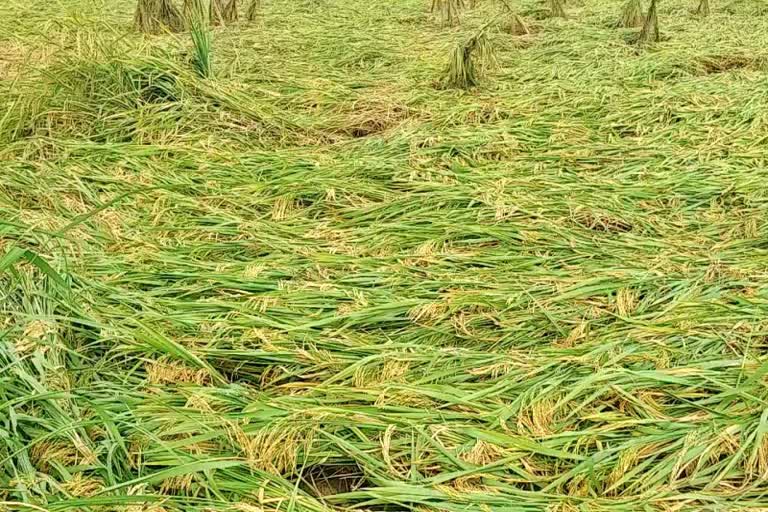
xmin=246 ymin=0 xmax=261 ymax=20
xmin=134 ymin=0 xmax=161 ymax=32
xmin=617 ymin=0 xmax=644 ymax=27
xmin=493 ymin=0 xmax=529 ymax=35
xmin=183 ymin=0 xmax=207 ymax=27
xmin=190 ymin=20 xmax=213 ymax=78
xmin=548 ymin=0 xmax=566 ymax=18
xmin=210 ymin=0 xmax=227 ymax=24
xmin=432 ymin=0 xmax=466 ymax=26
xmin=222 ymin=0 xmax=239 ymax=23
xmin=186 ymin=0 xmax=213 ymax=77
xmin=501 ymin=13 xmax=530 ymax=34
xmin=158 ymin=0 xmax=184 ymax=32
xmin=696 ymin=0 xmax=710 ymax=15
xmin=637 ymin=0 xmax=660 ymax=44
xmin=134 ymin=0 xmax=184 ymax=33
xmin=442 ymin=29 xmax=496 ymax=89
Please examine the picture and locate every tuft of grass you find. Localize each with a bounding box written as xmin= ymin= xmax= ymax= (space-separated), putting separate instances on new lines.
xmin=183 ymin=0 xmax=207 ymax=27
xmin=548 ymin=0 xmax=567 ymax=18
xmin=190 ymin=21 xmax=214 ymax=78
xmin=697 ymin=0 xmax=711 ymax=15
xmin=637 ymin=0 xmax=660 ymax=44
xmin=618 ymin=0 xmax=645 ymax=27
xmin=442 ymin=29 xmax=496 ymax=89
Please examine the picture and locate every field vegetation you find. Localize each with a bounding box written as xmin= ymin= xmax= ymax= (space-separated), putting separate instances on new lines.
xmin=3 ymin=0 xmax=768 ymax=510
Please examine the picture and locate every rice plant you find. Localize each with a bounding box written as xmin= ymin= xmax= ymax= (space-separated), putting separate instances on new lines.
xmin=183 ymin=0 xmax=212 ymax=76
xmin=222 ymin=0 xmax=239 ymax=22
xmin=696 ymin=0 xmax=710 ymax=15
xmin=548 ymin=0 xmax=566 ymax=18
xmin=442 ymin=29 xmax=496 ymax=88
xmin=190 ymin=20 xmax=213 ymax=78
xmin=210 ymin=0 xmax=227 ymax=24
xmin=11 ymin=1 xmax=768 ymax=511
xmin=618 ymin=0 xmax=644 ymax=27
xmin=183 ymin=0 xmax=206 ymax=26
xmin=209 ymin=0 xmax=239 ymax=24
xmin=432 ymin=0 xmax=466 ymax=25
xmin=134 ymin=0 xmax=161 ymax=32
xmin=246 ymin=0 xmax=261 ymax=20
xmin=134 ymin=0 xmax=184 ymax=32
xmin=502 ymin=13 xmax=530 ymax=34
xmin=158 ymin=0 xmax=184 ymax=31
xmin=637 ymin=0 xmax=660 ymax=44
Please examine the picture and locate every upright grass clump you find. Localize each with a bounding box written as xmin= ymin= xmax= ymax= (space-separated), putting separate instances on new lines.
xmin=442 ymin=30 xmax=495 ymax=89
xmin=246 ymin=0 xmax=261 ymax=20
xmin=183 ymin=0 xmax=206 ymax=27
xmin=183 ymin=0 xmax=212 ymax=76
xmin=189 ymin=18 xmax=213 ymax=77
xmin=637 ymin=0 xmax=660 ymax=44
xmin=432 ymin=0 xmax=466 ymax=25
xmin=548 ymin=0 xmax=566 ymax=18
xmin=696 ymin=0 xmax=710 ymax=15
xmin=618 ymin=0 xmax=644 ymax=27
